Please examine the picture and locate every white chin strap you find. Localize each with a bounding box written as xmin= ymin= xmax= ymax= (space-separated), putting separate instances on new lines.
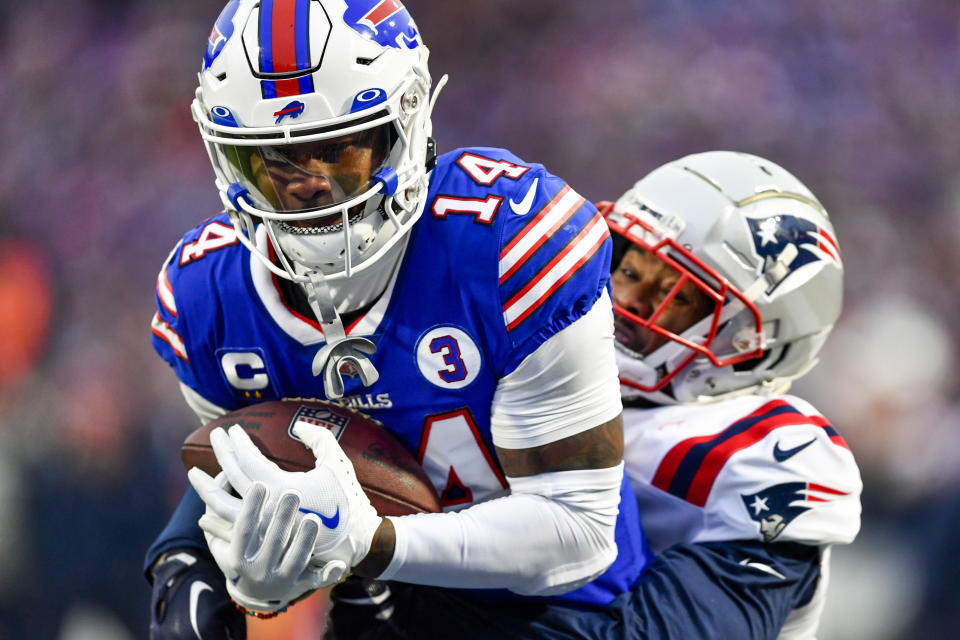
xmin=292 ymin=234 xmax=407 ymax=314
xmin=273 ymin=196 xmax=387 ymax=276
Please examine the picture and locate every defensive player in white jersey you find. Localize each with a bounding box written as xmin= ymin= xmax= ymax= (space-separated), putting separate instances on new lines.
xmin=600 ymin=151 xmax=863 ymax=638
xmin=146 ymin=1 xmax=650 ymax=639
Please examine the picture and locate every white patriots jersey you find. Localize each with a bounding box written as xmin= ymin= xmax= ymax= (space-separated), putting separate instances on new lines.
xmin=150 ymin=146 xmax=649 ymax=608
xmin=624 ymin=394 xmax=862 ymax=639
xmin=623 ymin=393 xmax=862 ymax=552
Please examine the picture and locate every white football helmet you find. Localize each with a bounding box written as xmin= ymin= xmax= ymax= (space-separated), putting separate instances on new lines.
xmin=193 ymin=0 xmax=442 ymax=293
xmin=602 ymin=151 xmax=843 ymax=404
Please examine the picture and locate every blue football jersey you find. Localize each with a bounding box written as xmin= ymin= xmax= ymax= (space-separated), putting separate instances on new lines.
xmin=151 ymin=147 xmax=650 ymax=607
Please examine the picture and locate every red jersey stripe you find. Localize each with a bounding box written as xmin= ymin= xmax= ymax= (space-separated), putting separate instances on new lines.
xmin=685 ymin=411 xmax=822 ymax=507
xmin=651 ymin=399 xmax=790 ymax=492
xmin=502 ymin=212 xmax=607 ymax=332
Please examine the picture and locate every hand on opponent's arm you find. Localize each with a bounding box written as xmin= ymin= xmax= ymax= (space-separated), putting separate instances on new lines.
xmin=148 ymin=548 xmax=246 ymax=639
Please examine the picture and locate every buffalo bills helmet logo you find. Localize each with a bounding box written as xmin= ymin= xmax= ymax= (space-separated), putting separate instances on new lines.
xmin=343 ymin=0 xmax=421 ymax=49
xmin=274 ymin=100 xmax=306 ymax=123
xmin=748 ymin=214 xmax=841 ymax=285
xmin=204 ymin=0 xmax=241 ymax=70
xmin=742 ymin=481 xmax=847 ymax=542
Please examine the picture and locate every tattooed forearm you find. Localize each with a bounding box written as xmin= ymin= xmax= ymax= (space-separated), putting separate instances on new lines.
xmin=495 ymin=414 xmax=623 ymax=478
xmin=353 ymin=518 xmax=396 ymax=578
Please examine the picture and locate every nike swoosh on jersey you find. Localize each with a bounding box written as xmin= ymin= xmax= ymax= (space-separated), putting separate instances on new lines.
xmin=300 ymin=505 xmax=340 ymax=529
xmin=509 ymin=177 xmax=539 ymax=215
xmin=189 ymin=580 xmax=214 ymax=639
xmin=738 ymin=558 xmax=786 ymax=580
xmin=773 ymin=438 xmax=816 ymax=462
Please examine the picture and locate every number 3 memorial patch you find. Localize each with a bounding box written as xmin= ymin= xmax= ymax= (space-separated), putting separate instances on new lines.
xmin=415 ymin=326 xmax=482 ymax=389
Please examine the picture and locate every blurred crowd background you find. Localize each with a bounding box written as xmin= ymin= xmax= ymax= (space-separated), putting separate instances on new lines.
xmin=0 ymin=0 xmax=958 ymax=638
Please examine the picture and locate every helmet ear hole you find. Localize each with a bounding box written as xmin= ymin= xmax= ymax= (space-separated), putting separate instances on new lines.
xmin=732 ymin=350 xmax=769 ymax=372
xmin=731 ymin=344 xmax=790 ymax=374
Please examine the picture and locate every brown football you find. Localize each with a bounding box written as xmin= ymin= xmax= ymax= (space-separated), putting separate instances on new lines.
xmin=182 ymin=400 xmax=441 ymax=516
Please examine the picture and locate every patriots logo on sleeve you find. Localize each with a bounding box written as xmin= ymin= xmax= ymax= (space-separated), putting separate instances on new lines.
xmin=742 ymin=481 xmax=848 ymax=542
xmin=343 ymin=0 xmax=421 ymax=49
xmin=747 ymin=214 xmax=841 ymax=284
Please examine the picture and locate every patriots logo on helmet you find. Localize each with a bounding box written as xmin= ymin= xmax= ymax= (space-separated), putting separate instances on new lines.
xmin=742 ymin=481 xmax=848 ymax=542
xmin=343 ymin=0 xmax=421 ymax=50
xmin=748 ymin=214 xmax=841 ymax=277
xmin=274 ymin=100 xmax=306 ymax=124
xmin=203 ymin=0 xmax=240 ymax=70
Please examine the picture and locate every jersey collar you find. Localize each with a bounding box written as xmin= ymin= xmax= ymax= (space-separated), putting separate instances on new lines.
xmin=249 ymin=225 xmax=399 ymax=345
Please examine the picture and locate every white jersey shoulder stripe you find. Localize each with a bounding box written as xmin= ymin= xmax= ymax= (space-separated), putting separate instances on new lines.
xmin=498 ymin=185 xmax=584 ymax=283
xmin=156 ymin=261 xmax=177 ymax=317
xmin=502 ymin=212 xmax=608 ymax=332
xmin=151 ymin=312 xmax=188 ymax=361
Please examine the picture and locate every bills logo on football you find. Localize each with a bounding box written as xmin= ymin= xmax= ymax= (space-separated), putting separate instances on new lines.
xmin=288 ymin=405 xmax=350 ymax=441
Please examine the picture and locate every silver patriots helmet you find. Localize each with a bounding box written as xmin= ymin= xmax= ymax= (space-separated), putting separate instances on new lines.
xmin=601 ymin=151 xmax=843 ymax=404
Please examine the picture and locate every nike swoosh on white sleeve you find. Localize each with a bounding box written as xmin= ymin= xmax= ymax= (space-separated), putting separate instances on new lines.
xmin=509 ymin=177 xmax=539 ymax=215
xmin=190 ymin=580 xmax=214 ymax=639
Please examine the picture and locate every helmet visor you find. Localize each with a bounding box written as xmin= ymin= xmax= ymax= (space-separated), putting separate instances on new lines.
xmin=219 ymin=123 xmax=393 ymax=217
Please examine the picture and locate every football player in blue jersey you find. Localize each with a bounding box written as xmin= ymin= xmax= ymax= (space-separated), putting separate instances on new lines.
xmin=321 ymin=153 xmax=866 ymax=640
xmin=146 ymin=1 xmax=650 ymax=638
xmin=594 ymin=152 xmax=862 ymax=638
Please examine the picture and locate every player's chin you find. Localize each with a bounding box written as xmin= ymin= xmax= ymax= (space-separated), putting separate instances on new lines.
xmin=280 ymin=206 xmax=344 ymax=231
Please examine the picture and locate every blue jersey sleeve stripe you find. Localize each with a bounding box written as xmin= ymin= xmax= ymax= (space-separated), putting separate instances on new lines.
xmin=502 ymin=212 xmax=609 ymax=332
xmin=499 ymin=185 xmax=580 ymax=283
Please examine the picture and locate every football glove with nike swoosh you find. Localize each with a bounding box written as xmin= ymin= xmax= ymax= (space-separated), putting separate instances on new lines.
xmin=148 ymin=548 xmax=246 ymax=640
xmin=188 ymin=423 xmax=383 ymax=605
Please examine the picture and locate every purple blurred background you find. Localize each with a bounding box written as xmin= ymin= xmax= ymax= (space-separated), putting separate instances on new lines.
xmin=1 ymin=1 xmax=958 ymax=637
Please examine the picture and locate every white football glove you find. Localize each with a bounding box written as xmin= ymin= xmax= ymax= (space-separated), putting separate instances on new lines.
xmin=191 ymin=474 xmax=324 ymax=614
xmin=188 ymin=423 xmax=383 ymax=605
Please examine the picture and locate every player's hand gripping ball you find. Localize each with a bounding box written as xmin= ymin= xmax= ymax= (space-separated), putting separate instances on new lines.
xmin=182 ymin=401 xmax=441 ymax=515
xmin=182 ymin=401 xmax=440 ymax=614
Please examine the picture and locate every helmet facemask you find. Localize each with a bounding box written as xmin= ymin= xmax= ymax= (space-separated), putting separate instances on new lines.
xmin=603 ymin=202 xmax=765 ymax=401
xmin=195 ymin=71 xmax=435 ymax=286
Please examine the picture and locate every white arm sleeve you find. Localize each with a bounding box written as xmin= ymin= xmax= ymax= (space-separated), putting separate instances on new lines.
xmin=491 ymin=289 xmax=623 ymax=449
xmin=378 ymin=462 xmax=624 ymax=595
xmin=179 ymin=382 xmax=228 ymax=425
